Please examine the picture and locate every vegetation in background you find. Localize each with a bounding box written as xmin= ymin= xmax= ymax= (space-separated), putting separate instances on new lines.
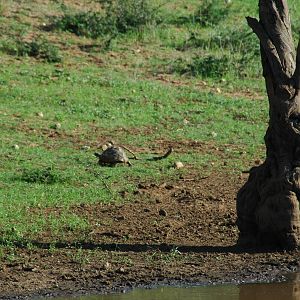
xmin=53 ymin=0 xmax=158 ymax=38
xmin=179 ymin=27 xmax=259 ymax=55
xmin=0 ymin=36 xmax=62 ymax=62
xmin=172 ymin=0 xmax=231 ymax=26
xmin=193 ymin=0 xmax=231 ymax=27
xmin=172 ymin=55 xmax=231 ymax=78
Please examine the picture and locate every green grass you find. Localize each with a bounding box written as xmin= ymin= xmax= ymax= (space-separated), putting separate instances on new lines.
xmin=0 ymin=0 xmax=299 ymax=248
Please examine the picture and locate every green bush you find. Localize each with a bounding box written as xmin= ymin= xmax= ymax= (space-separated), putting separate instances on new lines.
xmin=175 ymin=27 xmax=260 ymax=78
xmin=177 ymin=55 xmax=231 ymax=78
xmin=179 ymin=27 xmax=259 ymax=56
xmin=53 ymin=0 xmax=157 ymax=38
xmin=1 ymin=37 xmax=62 ymax=62
xmin=54 ymin=11 xmax=114 ymax=38
xmin=169 ymin=0 xmax=230 ymax=27
xmin=20 ymin=167 xmax=65 ymax=184
xmin=172 ymin=52 xmax=257 ymax=79
xmin=194 ymin=0 xmax=230 ymax=27
xmin=106 ymin=0 xmax=158 ymax=33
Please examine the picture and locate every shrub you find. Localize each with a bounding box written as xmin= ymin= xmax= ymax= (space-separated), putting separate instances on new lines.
xmin=20 ymin=167 xmax=65 ymax=184
xmin=179 ymin=27 xmax=260 ymax=56
xmin=1 ymin=37 xmax=62 ymax=62
xmin=53 ymin=0 xmax=158 ymax=38
xmin=106 ymin=0 xmax=157 ymax=33
xmin=54 ymin=11 xmax=114 ymax=38
xmin=180 ymin=55 xmax=231 ymax=78
xmin=194 ymin=0 xmax=230 ymax=27
xmin=172 ymin=52 xmax=257 ymax=79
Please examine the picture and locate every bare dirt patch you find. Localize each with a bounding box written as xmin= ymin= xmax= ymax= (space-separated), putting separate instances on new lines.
xmin=1 ymin=172 xmax=299 ymax=299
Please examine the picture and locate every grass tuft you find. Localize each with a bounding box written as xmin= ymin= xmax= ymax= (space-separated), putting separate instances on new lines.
xmin=19 ymin=167 xmax=66 ymax=184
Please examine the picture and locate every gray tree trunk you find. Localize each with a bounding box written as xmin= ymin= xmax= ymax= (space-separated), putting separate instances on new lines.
xmin=236 ymin=0 xmax=300 ymax=249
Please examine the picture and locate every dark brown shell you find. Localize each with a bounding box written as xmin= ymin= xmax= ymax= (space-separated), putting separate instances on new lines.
xmin=96 ymin=147 xmax=129 ymax=165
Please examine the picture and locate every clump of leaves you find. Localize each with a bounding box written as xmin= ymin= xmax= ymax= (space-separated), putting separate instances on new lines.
xmin=52 ymin=0 xmax=158 ymax=39
xmin=20 ymin=167 xmax=65 ymax=184
xmin=1 ymin=37 xmax=62 ymax=62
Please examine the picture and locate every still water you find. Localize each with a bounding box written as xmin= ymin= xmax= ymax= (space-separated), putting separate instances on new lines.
xmin=56 ymin=273 xmax=300 ymax=300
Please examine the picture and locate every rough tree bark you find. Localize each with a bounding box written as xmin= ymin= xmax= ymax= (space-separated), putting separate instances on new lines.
xmin=236 ymin=0 xmax=300 ymax=249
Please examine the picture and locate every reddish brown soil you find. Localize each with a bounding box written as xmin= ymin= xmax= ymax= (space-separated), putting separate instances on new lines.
xmin=1 ymin=172 xmax=299 ymax=299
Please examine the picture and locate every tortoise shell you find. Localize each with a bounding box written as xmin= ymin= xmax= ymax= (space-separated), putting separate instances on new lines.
xmin=95 ymin=146 xmax=131 ymax=166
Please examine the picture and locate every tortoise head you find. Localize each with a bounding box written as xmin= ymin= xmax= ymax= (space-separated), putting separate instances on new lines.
xmin=94 ymin=152 xmax=102 ymax=158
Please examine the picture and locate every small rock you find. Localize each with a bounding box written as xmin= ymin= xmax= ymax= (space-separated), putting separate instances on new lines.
xmin=22 ymin=265 xmax=37 ymax=272
xmin=208 ymin=195 xmax=217 ymax=201
xmin=118 ymin=267 xmax=125 ymax=273
xmin=211 ymin=131 xmax=218 ymax=138
xmin=37 ymin=112 xmax=44 ymax=118
xmin=116 ymin=215 xmax=125 ymax=221
xmin=13 ymin=144 xmax=19 ymax=150
xmin=133 ymin=190 xmax=142 ymax=195
xmin=104 ymin=262 xmax=111 ymax=270
xmin=52 ymin=122 xmax=61 ymax=130
xmin=183 ymin=119 xmax=189 ymax=125
xmin=174 ymin=161 xmax=184 ymax=169
xmin=81 ymin=145 xmax=90 ymax=151
xmin=159 ymin=209 xmax=167 ymax=217
xmin=137 ymin=183 xmax=147 ymax=189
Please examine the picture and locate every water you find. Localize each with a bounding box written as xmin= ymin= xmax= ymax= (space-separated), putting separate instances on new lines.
xmin=56 ymin=273 xmax=300 ymax=300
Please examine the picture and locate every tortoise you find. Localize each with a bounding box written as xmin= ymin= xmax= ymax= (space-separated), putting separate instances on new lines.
xmin=94 ymin=146 xmax=131 ymax=167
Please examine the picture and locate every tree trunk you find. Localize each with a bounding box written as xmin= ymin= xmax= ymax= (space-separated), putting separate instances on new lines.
xmin=236 ymin=0 xmax=300 ymax=250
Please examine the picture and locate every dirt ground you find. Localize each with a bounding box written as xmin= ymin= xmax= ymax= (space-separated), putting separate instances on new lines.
xmin=1 ymin=171 xmax=299 ymax=299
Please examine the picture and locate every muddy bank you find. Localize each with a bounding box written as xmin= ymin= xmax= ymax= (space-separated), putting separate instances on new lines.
xmin=1 ymin=173 xmax=299 ymax=299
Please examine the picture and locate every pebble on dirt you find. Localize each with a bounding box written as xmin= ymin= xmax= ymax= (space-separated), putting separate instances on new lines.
xmin=174 ymin=161 xmax=184 ymax=169
xmin=50 ymin=122 xmax=61 ymax=130
xmin=81 ymin=145 xmax=90 ymax=151
xmin=36 ymin=112 xmax=44 ymax=117
xmin=211 ymin=131 xmax=218 ymax=138
xmin=54 ymin=122 xmax=61 ymax=129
